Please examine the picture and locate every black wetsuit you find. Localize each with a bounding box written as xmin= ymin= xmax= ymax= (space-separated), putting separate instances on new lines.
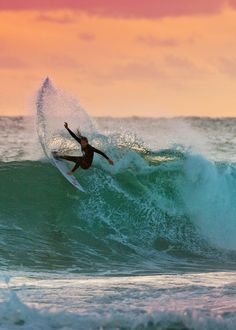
xmin=60 ymin=128 xmax=109 ymax=172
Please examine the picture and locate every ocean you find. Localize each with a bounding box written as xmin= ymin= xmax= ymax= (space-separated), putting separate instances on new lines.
xmin=0 ymin=80 xmax=236 ymax=329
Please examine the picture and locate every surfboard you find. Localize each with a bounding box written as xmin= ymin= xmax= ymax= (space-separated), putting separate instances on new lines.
xmin=51 ymin=152 xmax=85 ymax=192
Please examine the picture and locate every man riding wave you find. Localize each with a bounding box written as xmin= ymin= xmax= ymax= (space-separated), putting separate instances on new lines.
xmin=54 ymin=122 xmax=114 ymax=175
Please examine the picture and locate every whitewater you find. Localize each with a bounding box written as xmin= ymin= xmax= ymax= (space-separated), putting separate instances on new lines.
xmin=0 ymin=80 xmax=235 ymax=329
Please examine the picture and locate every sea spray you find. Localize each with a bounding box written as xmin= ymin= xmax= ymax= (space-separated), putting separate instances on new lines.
xmin=36 ymin=77 xmax=95 ymax=157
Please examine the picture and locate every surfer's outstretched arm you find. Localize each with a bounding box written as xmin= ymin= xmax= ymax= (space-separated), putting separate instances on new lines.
xmin=92 ymin=147 xmax=114 ymax=165
xmin=64 ymin=122 xmax=81 ymax=144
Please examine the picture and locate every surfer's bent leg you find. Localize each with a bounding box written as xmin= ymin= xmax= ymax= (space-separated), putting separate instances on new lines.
xmin=71 ymin=158 xmax=90 ymax=173
xmin=71 ymin=158 xmax=82 ymax=173
xmin=58 ymin=155 xmax=89 ymax=174
xmin=58 ymin=155 xmax=78 ymax=163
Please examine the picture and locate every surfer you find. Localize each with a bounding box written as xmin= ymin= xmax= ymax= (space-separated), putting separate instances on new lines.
xmin=55 ymin=122 xmax=114 ymax=175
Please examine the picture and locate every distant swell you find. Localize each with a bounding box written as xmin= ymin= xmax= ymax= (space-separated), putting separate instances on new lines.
xmin=0 ymin=148 xmax=236 ymax=274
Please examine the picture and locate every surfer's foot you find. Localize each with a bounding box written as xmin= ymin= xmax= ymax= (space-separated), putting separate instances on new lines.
xmin=67 ymin=171 xmax=73 ymax=176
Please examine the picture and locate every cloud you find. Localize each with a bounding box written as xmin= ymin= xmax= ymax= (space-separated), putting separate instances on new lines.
xmin=78 ymin=33 xmax=95 ymax=42
xmin=94 ymin=61 xmax=166 ymax=84
xmin=115 ymin=62 xmax=165 ymax=80
xmin=137 ymin=35 xmax=180 ymax=47
xmin=45 ymin=55 xmax=78 ymax=68
xmin=36 ymin=13 xmax=76 ymax=24
xmin=165 ymin=55 xmax=205 ymax=77
xmin=0 ymin=0 xmax=230 ymax=18
xmin=93 ymin=56 xmax=207 ymax=85
xmin=220 ymin=57 xmax=236 ymax=78
xmin=0 ymin=55 xmax=26 ymax=69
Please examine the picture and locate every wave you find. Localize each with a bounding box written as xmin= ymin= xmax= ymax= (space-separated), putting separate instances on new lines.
xmin=0 ymin=147 xmax=236 ymax=273
xmin=1 ymin=78 xmax=235 ymax=274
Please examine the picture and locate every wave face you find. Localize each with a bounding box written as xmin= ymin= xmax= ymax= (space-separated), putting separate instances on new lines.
xmin=0 ymin=150 xmax=236 ymax=273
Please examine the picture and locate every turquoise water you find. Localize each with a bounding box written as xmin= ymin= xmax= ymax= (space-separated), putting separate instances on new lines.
xmin=0 ymin=80 xmax=236 ymax=329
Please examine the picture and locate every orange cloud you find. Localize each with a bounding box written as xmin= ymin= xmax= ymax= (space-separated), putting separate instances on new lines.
xmin=36 ymin=13 xmax=75 ymax=24
xmin=78 ymin=33 xmax=96 ymax=42
xmin=165 ymin=55 xmax=205 ymax=78
xmin=0 ymin=55 xmax=26 ymax=69
xmin=220 ymin=57 xmax=236 ymax=77
xmin=95 ymin=61 xmax=166 ymax=84
xmin=137 ymin=36 xmax=180 ymax=48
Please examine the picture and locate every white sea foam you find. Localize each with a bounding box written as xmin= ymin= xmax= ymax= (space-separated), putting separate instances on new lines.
xmin=0 ymin=273 xmax=236 ymax=330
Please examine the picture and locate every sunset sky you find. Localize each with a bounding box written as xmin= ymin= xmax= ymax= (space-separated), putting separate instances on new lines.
xmin=1 ymin=0 xmax=236 ymax=117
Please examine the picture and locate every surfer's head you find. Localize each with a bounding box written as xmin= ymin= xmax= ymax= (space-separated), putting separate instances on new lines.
xmin=81 ymin=136 xmax=88 ymax=148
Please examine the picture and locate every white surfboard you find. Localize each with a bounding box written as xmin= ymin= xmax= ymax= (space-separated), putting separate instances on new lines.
xmin=51 ymin=153 xmax=85 ymax=192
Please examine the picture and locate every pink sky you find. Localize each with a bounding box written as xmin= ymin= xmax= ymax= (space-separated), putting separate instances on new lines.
xmin=0 ymin=0 xmax=233 ymax=16
xmin=0 ymin=0 xmax=236 ymax=117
